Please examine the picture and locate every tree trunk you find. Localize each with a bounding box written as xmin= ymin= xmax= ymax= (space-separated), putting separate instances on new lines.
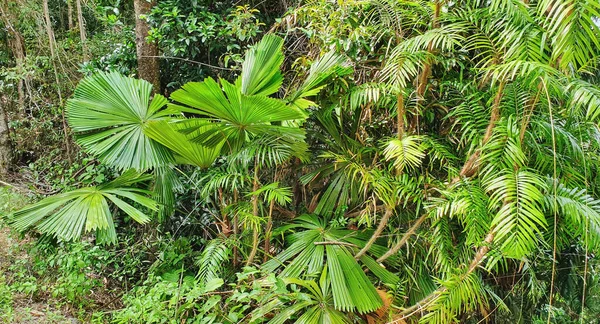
xmin=43 ymin=0 xmax=71 ymax=161
xmin=0 ymin=100 xmax=11 ymax=176
xmin=67 ymin=0 xmax=74 ymax=30
xmin=246 ymin=159 xmax=261 ymax=266
xmin=0 ymin=1 xmax=26 ymax=115
xmin=133 ymin=0 xmax=160 ymax=93
xmin=411 ymin=0 xmax=442 ymax=132
xmin=42 ymin=0 xmax=56 ymax=58
xmin=75 ymin=0 xmax=87 ymax=60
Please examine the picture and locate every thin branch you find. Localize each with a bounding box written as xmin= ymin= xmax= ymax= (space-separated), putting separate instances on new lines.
xmin=141 ymin=55 xmax=233 ymax=71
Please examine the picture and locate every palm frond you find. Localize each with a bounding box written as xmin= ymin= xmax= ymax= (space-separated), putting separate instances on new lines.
xmin=383 ymin=136 xmax=426 ymax=173
xmin=240 ymin=34 xmax=285 ymax=96
xmin=196 ymin=237 xmax=231 ymax=284
xmin=144 ymin=120 xmax=222 ymax=168
xmin=7 ymin=170 xmax=157 ymax=244
xmin=287 ymin=51 xmax=352 ymax=110
xmin=538 ymin=0 xmax=600 ymax=71
xmin=262 ymin=215 xmax=389 ymax=314
xmin=484 ymin=168 xmax=547 ymax=258
xmin=67 ymin=72 xmax=174 ymax=171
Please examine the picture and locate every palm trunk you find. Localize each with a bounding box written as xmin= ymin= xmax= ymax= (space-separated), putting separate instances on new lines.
xmin=134 ymin=0 xmax=161 ymax=93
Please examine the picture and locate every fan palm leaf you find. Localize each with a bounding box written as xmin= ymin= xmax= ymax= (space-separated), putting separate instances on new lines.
xmin=262 ymin=215 xmax=398 ymax=314
xmin=67 ymin=72 xmax=174 ymax=171
xmin=6 ymin=170 xmax=157 ymax=244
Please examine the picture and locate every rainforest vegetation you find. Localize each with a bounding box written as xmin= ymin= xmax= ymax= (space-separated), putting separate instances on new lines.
xmin=2 ymin=0 xmax=600 ymax=323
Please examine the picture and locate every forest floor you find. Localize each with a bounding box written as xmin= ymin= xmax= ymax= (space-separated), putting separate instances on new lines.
xmin=0 ymin=225 xmax=79 ymax=324
xmin=0 ymin=187 xmax=79 ymax=324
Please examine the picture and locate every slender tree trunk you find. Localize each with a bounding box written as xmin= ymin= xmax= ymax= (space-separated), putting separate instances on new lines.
xmin=455 ymin=80 xmax=505 ymax=181
xmin=263 ymin=199 xmax=275 ymax=262
xmin=75 ymin=0 xmax=87 ymax=60
xmin=0 ymin=100 xmax=11 ymax=176
xmin=43 ymin=0 xmax=72 ymax=161
xmin=42 ymin=0 xmax=56 ymax=58
xmin=246 ymin=159 xmax=261 ymax=266
xmin=0 ymin=1 xmax=26 ymax=115
xmin=134 ymin=0 xmax=160 ymax=93
xmin=411 ymin=0 xmax=442 ymax=132
xmin=233 ymin=189 xmax=239 ymax=267
xmin=67 ymin=0 xmax=74 ymax=29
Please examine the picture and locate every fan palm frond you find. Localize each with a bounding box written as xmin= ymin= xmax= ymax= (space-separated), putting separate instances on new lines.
xmin=144 ymin=120 xmax=223 ymax=168
xmin=240 ymin=34 xmax=285 ymax=96
xmin=67 ymin=72 xmax=174 ymax=171
xmin=262 ymin=215 xmax=395 ymax=314
xmin=7 ymin=170 xmax=157 ymax=244
xmin=287 ymin=51 xmax=352 ymax=110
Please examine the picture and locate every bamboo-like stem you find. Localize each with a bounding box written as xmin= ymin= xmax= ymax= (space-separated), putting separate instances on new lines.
xmin=454 ymin=80 xmax=506 ymax=182
xmin=376 ymin=212 xmax=428 ymax=263
xmin=355 ymin=207 xmax=393 ymax=260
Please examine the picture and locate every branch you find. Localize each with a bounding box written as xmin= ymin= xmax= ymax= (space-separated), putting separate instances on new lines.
xmin=141 ymin=55 xmax=233 ymax=71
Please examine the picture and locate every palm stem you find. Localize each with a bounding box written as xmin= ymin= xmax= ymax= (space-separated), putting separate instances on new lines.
xmin=377 ymin=212 xmax=427 ymax=263
xmin=455 ymin=80 xmax=506 ymax=181
xmin=355 ymin=206 xmax=393 ymax=259
xmin=399 ymin=231 xmax=495 ymax=318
